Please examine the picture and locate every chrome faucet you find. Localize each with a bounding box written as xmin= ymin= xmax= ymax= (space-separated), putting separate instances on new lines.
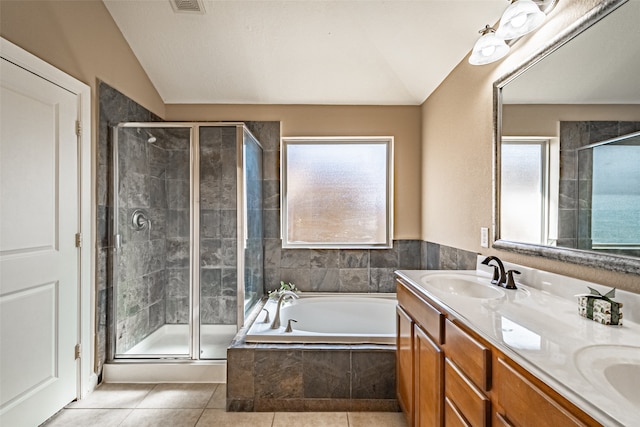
xmin=481 ymin=256 xmax=506 ymax=287
xmin=269 ymin=290 xmax=299 ymax=329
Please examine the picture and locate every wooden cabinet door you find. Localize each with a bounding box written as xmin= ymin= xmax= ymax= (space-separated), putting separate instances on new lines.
xmin=414 ymin=324 xmax=444 ymax=427
xmin=397 ymin=306 xmax=414 ymax=425
xmin=495 ymin=358 xmax=587 ymax=427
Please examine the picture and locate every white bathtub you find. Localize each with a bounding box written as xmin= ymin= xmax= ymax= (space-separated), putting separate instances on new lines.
xmin=245 ymin=293 xmax=397 ymax=344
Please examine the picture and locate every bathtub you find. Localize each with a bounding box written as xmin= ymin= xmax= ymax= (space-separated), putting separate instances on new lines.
xmin=245 ymin=293 xmax=397 ymax=344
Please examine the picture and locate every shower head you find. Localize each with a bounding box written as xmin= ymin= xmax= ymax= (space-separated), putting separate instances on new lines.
xmin=136 ymin=128 xmax=157 ymax=143
xmin=145 ymin=131 xmax=157 ymax=143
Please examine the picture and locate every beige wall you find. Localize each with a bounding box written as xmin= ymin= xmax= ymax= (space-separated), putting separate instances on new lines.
xmin=166 ymin=104 xmax=423 ymax=239
xmin=3 ymin=0 xmax=635 ymax=288
xmin=421 ymin=0 xmax=640 ymax=291
xmin=0 ymin=0 xmax=165 ymax=119
xmin=0 ymin=1 xmax=421 ymax=238
xmin=503 ymin=104 xmax=640 ymax=136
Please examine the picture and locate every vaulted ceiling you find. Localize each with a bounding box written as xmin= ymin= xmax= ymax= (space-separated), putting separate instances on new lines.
xmin=103 ymin=0 xmax=507 ymax=105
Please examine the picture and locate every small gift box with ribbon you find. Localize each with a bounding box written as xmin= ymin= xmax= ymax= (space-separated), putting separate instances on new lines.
xmin=577 ymin=287 xmax=623 ymax=326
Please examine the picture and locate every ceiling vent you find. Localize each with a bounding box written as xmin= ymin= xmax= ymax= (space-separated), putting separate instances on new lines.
xmin=170 ymin=0 xmax=206 ymax=14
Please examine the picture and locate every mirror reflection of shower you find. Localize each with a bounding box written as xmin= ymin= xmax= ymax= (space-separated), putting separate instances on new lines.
xmin=110 ymin=123 xmax=264 ymax=361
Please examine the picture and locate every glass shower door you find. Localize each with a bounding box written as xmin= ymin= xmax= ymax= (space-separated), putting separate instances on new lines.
xmin=198 ymin=126 xmax=242 ymax=359
xmin=112 ymin=125 xmax=192 ymax=358
xmin=242 ymin=128 xmax=264 ymax=316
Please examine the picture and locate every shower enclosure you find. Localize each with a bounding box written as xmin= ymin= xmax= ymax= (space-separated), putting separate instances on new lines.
xmin=109 ymin=123 xmax=263 ymax=361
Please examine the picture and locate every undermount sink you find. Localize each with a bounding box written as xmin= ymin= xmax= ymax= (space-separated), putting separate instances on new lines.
xmin=421 ymin=273 xmax=505 ymax=299
xmin=575 ymin=345 xmax=640 ymax=409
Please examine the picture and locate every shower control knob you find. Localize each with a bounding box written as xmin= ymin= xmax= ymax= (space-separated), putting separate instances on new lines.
xmin=131 ymin=209 xmax=151 ymax=231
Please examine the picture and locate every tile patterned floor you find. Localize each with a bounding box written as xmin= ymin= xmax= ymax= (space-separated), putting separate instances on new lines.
xmin=42 ymin=383 xmax=408 ymax=427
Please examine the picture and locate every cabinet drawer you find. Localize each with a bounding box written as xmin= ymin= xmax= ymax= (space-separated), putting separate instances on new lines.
xmin=444 ymin=319 xmax=491 ymax=391
xmin=495 ymin=358 xmax=586 ymax=427
xmin=444 ymin=397 xmax=471 ymax=427
xmin=397 ymin=280 xmax=443 ymax=343
xmin=445 ymin=358 xmax=490 ymax=427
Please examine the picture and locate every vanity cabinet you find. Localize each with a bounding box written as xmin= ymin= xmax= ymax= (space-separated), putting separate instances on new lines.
xmin=396 ymin=277 xmax=600 ymax=427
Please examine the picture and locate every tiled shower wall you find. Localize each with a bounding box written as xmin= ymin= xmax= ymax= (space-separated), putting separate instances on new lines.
xmin=115 ymin=128 xmax=164 ymax=353
xmin=98 ymin=84 xmax=272 ymax=370
xmin=199 ymin=126 xmax=242 ymax=325
xmin=558 ymin=121 xmax=640 ymax=250
xmin=97 ymin=82 xmax=161 ymax=372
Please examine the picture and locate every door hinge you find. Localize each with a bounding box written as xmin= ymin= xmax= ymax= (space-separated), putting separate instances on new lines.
xmin=75 ymin=233 xmax=82 ymax=248
xmin=74 ymin=344 xmax=81 ymax=360
xmin=75 ymin=120 xmax=81 ymax=136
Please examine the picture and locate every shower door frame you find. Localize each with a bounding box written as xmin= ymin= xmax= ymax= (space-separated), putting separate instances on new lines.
xmin=109 ymin=122 xmax=256 ymax=361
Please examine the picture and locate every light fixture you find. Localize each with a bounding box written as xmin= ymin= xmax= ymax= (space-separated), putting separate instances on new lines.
xmin=469 ymin=25 xmax=510 ymax=66
xmin=496 ymin=0 xmax=547 ymax=40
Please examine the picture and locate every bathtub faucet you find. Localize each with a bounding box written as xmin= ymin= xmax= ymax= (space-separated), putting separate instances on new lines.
xmin=269 ymin=291 xmax=299 ymax=329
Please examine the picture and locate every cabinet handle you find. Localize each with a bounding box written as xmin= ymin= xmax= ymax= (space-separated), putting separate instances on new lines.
xmin=496 ymin=412 xmax=516 ymax=427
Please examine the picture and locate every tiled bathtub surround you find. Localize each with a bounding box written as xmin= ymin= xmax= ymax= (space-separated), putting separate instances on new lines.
xmin=227 ymin=344 xmax=398 ymax=412
xmin=261 ymin=240 xmax=477 ymax=294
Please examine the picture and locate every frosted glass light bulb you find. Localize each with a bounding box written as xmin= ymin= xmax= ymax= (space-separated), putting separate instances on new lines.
xmin=496 ymin=0 xmax=546 ymax=40
xmin=481 ymin=45 xmax=497 ymax=57
xmin=510 ymin=13 xmax=528 ymax=28
xmin=469 ymin=26 xmax=509 ymax=65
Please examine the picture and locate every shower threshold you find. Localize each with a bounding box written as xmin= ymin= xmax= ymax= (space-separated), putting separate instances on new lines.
xmin=104 ymin=324 xmax=237 ymax=383
xmin=121 ymin=324 xmax=237 ymax=359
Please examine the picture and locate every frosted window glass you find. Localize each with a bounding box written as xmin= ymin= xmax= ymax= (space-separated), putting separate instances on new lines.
xmin=282 ymin=138 xmax=392 ymax=248
xmin=501 ymin=143 xmax=544 ymax=244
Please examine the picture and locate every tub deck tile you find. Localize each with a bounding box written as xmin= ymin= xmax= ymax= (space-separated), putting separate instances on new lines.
xmin=302 ymin=351 xmax=350 ymax=398
xmin=254 ymin=350 xmax=303 ymax=400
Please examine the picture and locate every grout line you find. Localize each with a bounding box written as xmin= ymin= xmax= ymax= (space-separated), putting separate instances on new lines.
xmin=193 ymin=406 xmax=206 ymax=427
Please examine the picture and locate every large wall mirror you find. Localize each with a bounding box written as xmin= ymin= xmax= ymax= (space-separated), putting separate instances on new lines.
xmin=493 ymin=0 xmax=640 ymax=275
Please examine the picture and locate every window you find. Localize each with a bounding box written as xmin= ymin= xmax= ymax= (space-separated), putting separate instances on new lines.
xmin=500 ymin=138 xmax=554 ymax=245
xmin=281 ymin=137 xmax=393 ymax=249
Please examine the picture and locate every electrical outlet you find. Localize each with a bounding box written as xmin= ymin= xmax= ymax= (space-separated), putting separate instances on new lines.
xmin=480 ymin=227 xmax=489 ymax=248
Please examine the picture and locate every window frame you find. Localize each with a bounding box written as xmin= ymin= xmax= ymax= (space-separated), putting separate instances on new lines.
xmin=280 ymin=136 xmax=394 ymax=249
xmin=500 ymin=137 xmax=553 ymax=245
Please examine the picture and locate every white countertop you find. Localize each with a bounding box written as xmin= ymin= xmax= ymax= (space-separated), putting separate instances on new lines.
xmin=396 ymin=262 xmax=640 ymax=427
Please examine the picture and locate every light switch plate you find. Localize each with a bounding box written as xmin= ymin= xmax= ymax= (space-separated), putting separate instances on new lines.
xmin=480 ymin=227 xmax=489 ymax=248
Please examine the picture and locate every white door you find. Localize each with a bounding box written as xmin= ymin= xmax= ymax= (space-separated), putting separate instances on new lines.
xmin=0 ymin=57 xmax=80 ymax=426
